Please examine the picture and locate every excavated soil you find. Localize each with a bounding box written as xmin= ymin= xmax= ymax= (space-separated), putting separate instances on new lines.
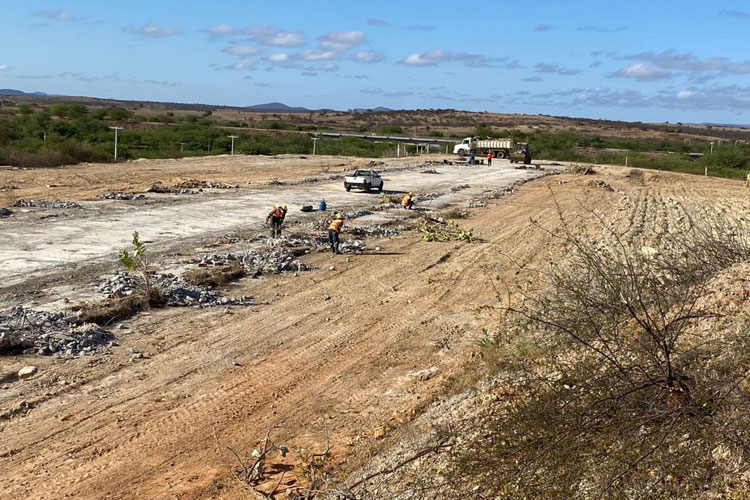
xmin=1 ymin=156 xmax=748 ymax=499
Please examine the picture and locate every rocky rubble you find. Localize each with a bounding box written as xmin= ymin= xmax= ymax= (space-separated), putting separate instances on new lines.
xmin=146 ymin=183 xmax=201 ymax=195
xmin=174 ymin=179 xmax=239 ymax=189
xmin=13 ymin=199 xmax=83 ymax=209
xmin=0 ymin=306 xmax=113 ymax=356
xmin=95 ymin=271 xmax=253 ymax=307
xmin=348 ymin=225 xmax=403 ymax=238
xmin=98 ymin=191 xmax=148 ymax=201
xmin=194 ymin=249 xmax=311 ymax=277
xmin=0 ymin=207 xmax=11 ymax=217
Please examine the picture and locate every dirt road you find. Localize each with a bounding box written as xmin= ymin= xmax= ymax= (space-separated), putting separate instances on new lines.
xmin=2 ymin=156 xmax=746 ymax=499
xmin=0 ymin=157 xmax=537 ymax=287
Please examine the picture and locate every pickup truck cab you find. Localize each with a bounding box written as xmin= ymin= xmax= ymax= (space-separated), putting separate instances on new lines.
xmin=344 ymin=169 xmax=384 ymax=192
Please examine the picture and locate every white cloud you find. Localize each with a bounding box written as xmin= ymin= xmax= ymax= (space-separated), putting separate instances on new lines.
xmin=677 ymin=90 xmax=695 ymax=99
xmin=306 ymin=62 xmax=338 ymax=72
xmin=534 ymin=62 xmax=582 ymax=75
xmin=203 ymin=24 xmax=304 ymax=47
xmin=134 ymin=23 xmax=179 ymax=38
xmin=609 ymin=62 xmax=672 ymax=81
xmin=223 ymin=45 xmax=259 ymax=56
xmin=318 ymin=31 xmax=366 ymax=50
xmin=0 ymin=65 xmax=12 ymax=71
xmin=35 ymin=9 xmax=74 ymax=21
xmin=623 ymin=49 xmax=750 ymax=77
xmin=203 ymin=24 xmax=235 ymax=39
xmin=367 ymin=18 xmax=388 ymax=26
xmin=224 ymin=59 xmax=256 ymax=71
xmin=352 ymin=51 xmax=385 ymax=63
xmin=398 ymin=49 xmax=504 ymax=68
xmin=297 ymin=50 xmax=338 ymax=61
xmin=534 ymin=25 xmax=557 ymax=32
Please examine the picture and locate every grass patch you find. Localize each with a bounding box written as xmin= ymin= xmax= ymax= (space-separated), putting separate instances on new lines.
xmin=78 ymin=289 xmax=164 ymax=325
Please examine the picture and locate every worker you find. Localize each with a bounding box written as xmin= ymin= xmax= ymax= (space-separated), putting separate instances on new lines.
xmin=746 ymin=171 xmax=750 ymax=188
xmin=468 ymin=154 xmax=475 ymax=165
xmin=487 ymin=151 xmax=494 ymax=166
xmin=265 ymin=204 xmax=288 ymax=237
xmin=402 ymin=191 xmax=414 ymax=210
xmin=328 ymin=213 xmax=344 ymax=254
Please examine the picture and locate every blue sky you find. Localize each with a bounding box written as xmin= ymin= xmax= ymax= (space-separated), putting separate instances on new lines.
xmin=2 ymin=1 xmax=750 ymax=123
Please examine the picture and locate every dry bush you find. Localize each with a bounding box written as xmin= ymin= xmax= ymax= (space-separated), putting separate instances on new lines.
xmin=78 ymin=289 xmax=164 ymax=325
xmin=451 ymin=212 xmax=750 ymax=499
xmin=184 ymin=261 xmax=245 ymax=288
xmin=627 ymin=168 xmax=644 ymax=183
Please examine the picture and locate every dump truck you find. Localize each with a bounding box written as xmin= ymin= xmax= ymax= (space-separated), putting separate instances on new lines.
xmin=453 ymin=137 xmax=532 ymax=164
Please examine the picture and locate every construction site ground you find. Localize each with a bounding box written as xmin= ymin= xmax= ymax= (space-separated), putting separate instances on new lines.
xmin=1 ymin=154 xmax=748 ymax=499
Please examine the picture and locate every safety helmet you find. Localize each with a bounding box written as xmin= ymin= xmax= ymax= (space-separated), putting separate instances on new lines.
xmin=409 ymin=191 xmax=414 ymax=196
xmin=281 ymin=205 xmax=288 ymax=211
xmin=335 ymin=213 xmax=344 ymax=220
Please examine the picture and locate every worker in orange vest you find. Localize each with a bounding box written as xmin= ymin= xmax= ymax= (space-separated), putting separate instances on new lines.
xmin=328 ymin=213 xmax=344 ymax=254
xmin=265 ymin=205 xmax=288 ymax=237
xmin=402 ymin=191 xmax=414 ymax=209
xmin=487 ymin=151 xmax=494 ymax=166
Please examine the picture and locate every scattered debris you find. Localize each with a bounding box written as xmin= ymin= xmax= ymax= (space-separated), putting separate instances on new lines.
xmin=421 ymin=168 xmax=440 ymax=174
xmin=348 ymin=225 xmax=403 ymax=238
xmin=174 ymin=179 xmax=239 ymax=189
xmin=184 ymin=261 xmax=245 ymax=287
xmin=98 ymin=191 xmax=148 ymax=201
xmin=568 ymin=164 xmax=597 ymax=175
xmin=13 ymin=199 xmax=82 ymax=209
xmin=627 ymin=169 xmax=645 ymax=183
xmin=418 ymin=216 xmax=474 ymax=242
xmin=146 ymin=183 xmax=201 ymax=195
xmin=0 ymin=208 xmax=11 ymax=218
xmin=0 ymin=306 xmax=113 ymax=356
xmin=94 ymin=271 xmax=253 ymax=308
xmin=17 ymin=366 xmax=38 ymax=379
xmin=586 ymin=179 xmax=614 ymax=191
xmin=193 ymin=250 xmax=311 ymax=277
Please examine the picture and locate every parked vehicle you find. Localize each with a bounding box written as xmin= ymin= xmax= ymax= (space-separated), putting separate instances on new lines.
xmin=453 ymin=137 xmax=532 ymax=164
xmin=344 ymin=169 xmax=384 ymax=192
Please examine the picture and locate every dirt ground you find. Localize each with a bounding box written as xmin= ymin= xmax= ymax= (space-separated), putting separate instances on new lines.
xmin=1 ymin=154 xmax=748 ymax=499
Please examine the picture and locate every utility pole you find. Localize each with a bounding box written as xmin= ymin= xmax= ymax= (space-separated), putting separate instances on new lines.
xmin=179 ymin=142 xmax=186 ymax=153
xmin=109 ymin=126 xmax=123 ymax=161
xmin=710 ymin=141 xmax=714 ymax=155
xmin=312 ymin=136 xmax=318 ymax=155
xmin=227 ymin=135 xmax=238 ymax=155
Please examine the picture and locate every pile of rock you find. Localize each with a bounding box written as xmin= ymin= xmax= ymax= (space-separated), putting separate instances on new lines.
xmin=98 ymin=191 xmax=148 ymax=201
xmin=95 ymin=271 xmax=253 ymax=307
xmin=339 ymin=240 xmax=367 ymax=253
xmin=146 ymin=183 xmax=201 ymax=195
xmin=175 ymin=179 xmax=239 ymax=189
xmin=13 ymin=199 xmax=82 ymax=209
xmin=194 ymin=249 xmax=311 ymax=277
xmin=348 ymin=225 xmax=402 ymax=238
xmin=0 ymin=306 xmax=113 ymax=356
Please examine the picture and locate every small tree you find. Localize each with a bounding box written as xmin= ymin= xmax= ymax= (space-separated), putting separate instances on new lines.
xmin=119 ymin=231 xmax=156 ymax=309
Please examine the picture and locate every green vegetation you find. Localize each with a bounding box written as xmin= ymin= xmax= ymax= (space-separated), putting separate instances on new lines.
xmin=0 ymin=103 xmax=747 ymax=180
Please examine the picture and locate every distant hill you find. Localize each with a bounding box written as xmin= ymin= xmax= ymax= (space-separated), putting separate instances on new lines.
xmin=352 ymin=106 xmax=394 ymax=113
xmin=0 ymin=89 xmax=48 ymax=96
xmin=246 ymin=102 xmax=310 ymax=112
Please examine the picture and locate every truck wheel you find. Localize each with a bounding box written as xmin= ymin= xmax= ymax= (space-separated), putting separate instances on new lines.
xmin=497 ymin=150 xmax=508 ymax=159
xmin=364 ymin=182 xmax=370 ymax=192
xmin=345 ymin=184 xmax=351 ymax=192
xmin=378 ymin=182 xmax=383 ymax=192
xmin=457 ymin=149 xmax=466 ymax=158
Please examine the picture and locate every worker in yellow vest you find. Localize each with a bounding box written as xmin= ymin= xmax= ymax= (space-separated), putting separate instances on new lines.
xmin=266 ymin=205 xmax=288 ymax=237
xmin=328 ymin=213 xmax=344 ymax=254
xmin=402 ymin=191 xmax=414 ymax=209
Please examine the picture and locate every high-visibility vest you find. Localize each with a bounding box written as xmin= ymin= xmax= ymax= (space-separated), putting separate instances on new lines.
xmin=402 ymin=194 xmax=412 ymax=207
xmin=328 ymin=219 xmax=343 ymax=232
xmin=271 ymin=206 xmax=285 ymax=218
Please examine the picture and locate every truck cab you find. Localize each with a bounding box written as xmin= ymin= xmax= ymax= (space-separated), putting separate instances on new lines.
xmin=453 ymin=137 xmax=473 ymax=157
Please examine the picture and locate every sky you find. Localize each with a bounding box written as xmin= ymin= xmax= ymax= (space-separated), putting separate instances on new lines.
xmin=1 ymin=0 xmax=750 ymax=123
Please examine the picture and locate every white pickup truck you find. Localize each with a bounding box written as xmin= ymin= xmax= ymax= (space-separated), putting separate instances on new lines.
xmin=344 ymin=169 xmax=384 ymax=192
